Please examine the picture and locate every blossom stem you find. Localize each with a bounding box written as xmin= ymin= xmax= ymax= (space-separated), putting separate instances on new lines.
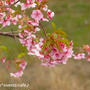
xmin=40 ymin=23 xmax=47 ymax=38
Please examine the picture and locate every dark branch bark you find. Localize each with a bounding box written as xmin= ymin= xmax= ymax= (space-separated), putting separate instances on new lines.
xmin=0 ymin=32 xmax=20 ymax=38
xmin=9 ymin=0 xmax=20 ymax=7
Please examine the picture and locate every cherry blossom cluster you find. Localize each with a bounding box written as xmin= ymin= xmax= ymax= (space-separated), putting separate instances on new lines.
xmin=71 ymin=45 xmax=90 ymax=61
xmin=0 ymin=11 xmax=22 ymax=27
xmin=10 ymin=59 xmax=27 ymax=78
xmin=41 ymin=41 xmax=73 ymax=67
xmin=83 ymin=45 xmax=90 ymax=61
xmin=19 ymin=30 xmax=73 ymax=67
xmin=0 ymin=0 xmax=90 ymax=78
xmin=0 ymin=56 xmax=27 ymax=78
xmin=19 ymin=29 xmax=44 ymax=59
xmin=0 ymin=0 xmax=55 ymax=78
xmin=74 ymin=53 xmax=85 ymax=60
xmin=0 ymin=0 xmax=54 ymax=28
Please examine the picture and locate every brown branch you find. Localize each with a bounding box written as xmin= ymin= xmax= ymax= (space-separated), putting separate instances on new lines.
xmin=9 ymin=0 xmax=20 ymax=7
xmin=0 ymin=0 xmax=20 ymax=8
xmin=0 ymin=32 xmax=20 ymax=38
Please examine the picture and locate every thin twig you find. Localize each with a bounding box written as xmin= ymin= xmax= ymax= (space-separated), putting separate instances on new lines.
xmin=40 ymin=23 xmax=47 ymax=38
xmin=9 ymin=0 xmax=20 ymax=7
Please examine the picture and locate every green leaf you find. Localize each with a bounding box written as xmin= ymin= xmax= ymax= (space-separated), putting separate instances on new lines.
xmin=55 ymin=28 xmax=67 ymax=38
xmin=54 ymin=33 xmax=57 ymax=39
xmin=0 ymin=45 xmax=8 ymax=51
xmin=47 ymin=33 xmax=51 ymax=36
xmin=17 ymin=52 xmax=26 ymax=58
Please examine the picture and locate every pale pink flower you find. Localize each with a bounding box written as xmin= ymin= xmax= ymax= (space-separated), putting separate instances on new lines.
xmin=18 ymin=25 xmax=22 ymax=29
xmin=2 ymin=15 xmax=11 ymax=27
xmin=28 ymin=20 xmax=39 ymax=26
xmin=2 ymin=20 xmax=10 ymax=27
xmin=9 ymin=0 xmax=15 ymax=4
xmin=11 ymin=17 xmax=18 ymax=25
xmin=16 ymin=14 xmax=22 ymax=19
xmin=5 ymin=0 xmax=15 ymax=5
xmin=31 ymin=10 xmax=43 ymax=21
xmin=0 ymin=56 xmax=6 ymax=63
xmin=21 ymin=3 xmax=28 ymax=10
xmin=47 ymin=9 xmax=54 ymax=20
xmin=27 ymin=0 xmax=36 ymax=8
xmin=35 ymin=27 xmax=40 ymax=32
xmin=19 ymin=61 xmax=27 ymax=70
xmin=36 ymin=0 xmax=43 ymax=2
xmin=10 ymin=70 xmax=23 ymax=78
xmin=41 ymin=17 xmax=49 ymax=22
xmin=10 ymin=60 xmax=27 ymax=78
xmin=6 ymin=8 xmax=15 ymax=13
xmin=0 ymin=12 xmax=6 ymax=19
xmin=21 ymin=0 xmax=36 ymax=10
xmin=74 ymin=53 xmax=85 ymax=60
xmin=0 ymin=13 xmax=6 ymax=25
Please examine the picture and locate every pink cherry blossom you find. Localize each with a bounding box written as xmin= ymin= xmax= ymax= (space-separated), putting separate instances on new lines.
xmin=83 ymin=45 xmax=90 ymax=61
xmin=41 ymin=42 xmax=73 ymax=66
xmin=31 ymin=10 xmax=43 ymax=21
xmin=6 ymin=8 xmax=15 ymax=13
xmin=0 ymin=56 xmax=6 ymax=64
xmin=19 ymin=60 xmax=27 ymax=70
xmin=1 ymin=0 xmax=89 ymax=78
xmin=28 ymin=20 xmax=39 ymax=26
xmin=74 ymin=53 xmax=85 ymax=60
xmin=35 ymin=27 xmax=40 ymax=32
xmin=2 ymin=20 xmax=10 ymax=27
xmin=10 ymin=70 xmax=23 ymax=78
xmin=47 ymin=9 xmax=54 ymax=20
xmin=21 ymin=0 xmax=36 ymax=10
xmin=21 ymin=3 xmax=28 ymax=10
xmin=0 ymin=13 xmax=6 ymax=20
xmin=41 ymin=17 xmax=49 ymax=22
xmin=2 ymin=15 xmax=11 ymax=27
xmin=11 ymin=17 xmax=18 ymax=25
xmin=5 ymin=0 xmax=15 ymax=5
xmin=18 ymin=25 xmax=22 ymax=29
xmin=27 ymin=0 xmax=36 ymax=8
xmin=10 ymin=60 xmax=27 ymax=78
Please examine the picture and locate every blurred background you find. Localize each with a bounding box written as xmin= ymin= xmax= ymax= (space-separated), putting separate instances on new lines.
xmin=0 ymin=0 xmax=90 ymax=90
